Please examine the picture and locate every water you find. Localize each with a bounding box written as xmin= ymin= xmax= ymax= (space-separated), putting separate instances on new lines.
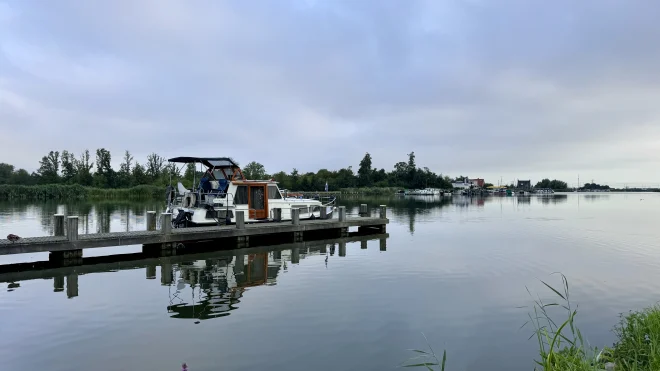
xmin=1 ymin=193 xmax=659 ymax=371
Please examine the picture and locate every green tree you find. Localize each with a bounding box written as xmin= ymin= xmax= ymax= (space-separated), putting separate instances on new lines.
xmin=94 ymin=148 xmax=116 ymax=188
xmin=76 ymin=150 xmax=94 ymax=186
xmin=0 ymin=163 xmax=14 ymax=184
xmin=146 ymin=153 xmax=164 ymax=181
xmin=118 ymin=150 xmax=133 ymax=187
xmin=132 ymin=162 xmax=148 ymax=185
xmin=37 ymin=151 xmax=60 ymax=184
xmin=358 ymin=152 xmax=373 ymax=187
xmin=60 ymin=150 xmax=77 ymax=183
xmin=243 ymin=161 xmax=267 ymax=180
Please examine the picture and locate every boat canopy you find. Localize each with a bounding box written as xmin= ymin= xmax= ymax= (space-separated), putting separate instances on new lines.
xmin=168 ymin=157 xmax=239 ymax=169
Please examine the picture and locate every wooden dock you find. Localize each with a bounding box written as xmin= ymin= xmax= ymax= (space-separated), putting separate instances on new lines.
xmin=0 ymin=205 xmax=388 ymax=260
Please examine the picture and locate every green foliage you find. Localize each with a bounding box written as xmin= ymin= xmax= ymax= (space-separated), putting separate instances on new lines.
xmin=243 ymin=161 xmax=268 ymax=180
xmin=535 ymin=178 xmax=569 ymax=191
xmin=0 ymin=184 xmax=162 ymax=200
xmin=611 ymin=305 xmax=660 ymax=370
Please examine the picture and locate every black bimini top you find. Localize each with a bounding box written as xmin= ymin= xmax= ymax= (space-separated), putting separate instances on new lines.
xmin=167 ymin=157 xmax=239 ymax=169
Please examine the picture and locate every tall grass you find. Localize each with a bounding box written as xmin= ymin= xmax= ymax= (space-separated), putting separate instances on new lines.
xmin=403 ymin=273 xmax=660 ymax=370
xmin=0 ymin=184 xmax=163 ymax=200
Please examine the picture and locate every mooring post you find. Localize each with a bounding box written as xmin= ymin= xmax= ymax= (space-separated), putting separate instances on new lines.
xmin=161 ymin=263 xmax=173 ymax=285
xmin=273 ymin=250 xmax=282 ymax=260
xmin=361 ymin=240 xmax=367 ymax=249
xmin=291 ymin=208 xmax=300 ymax=226
xmin=359 ymin=204 xmax=368 ymax=216
xmin=67 ymin=216 xmax=79 ymax=241
xmin=273 ymin=208 xmax=282 ymax=222
xmin=236 ymin=211 xmax=245 ymax=230
xmin=161 ymin=213 xmax=172 ymax=235
xmin=54 ymin=214 xmax=65 ymax=237
xmin=379 ymin=205 xmax=387 ymax=219
xmin=380 ymin=237 xmax=387 ymax=251
xmin=320 ymin=206 xmax=327 ymax=219
xmin=338 ymin=206 xmax=346 ymax=222
xmin=146 ymin=211 xmax=156 ymax=231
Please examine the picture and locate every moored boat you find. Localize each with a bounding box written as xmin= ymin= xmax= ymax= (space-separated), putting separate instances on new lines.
xmin=165 ymin=157 xmax=336 ymax=228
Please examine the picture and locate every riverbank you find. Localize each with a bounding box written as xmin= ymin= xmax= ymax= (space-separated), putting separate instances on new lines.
xmin=0 ymin=184 xmax=163 ymax=200
xmin=406 ymin=275 xmax=660 ymax=371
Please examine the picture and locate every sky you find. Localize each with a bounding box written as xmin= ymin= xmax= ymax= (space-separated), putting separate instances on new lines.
xmin=1 ymin=0 xmax=659 ymax=187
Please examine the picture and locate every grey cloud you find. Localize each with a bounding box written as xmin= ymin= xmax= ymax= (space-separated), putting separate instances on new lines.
xmin=1 ymin=0 xmax=659 ymax=184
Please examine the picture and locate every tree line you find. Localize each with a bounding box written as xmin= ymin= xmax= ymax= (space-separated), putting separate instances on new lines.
xmin=0 ymin=149 xmax=573 ymax=192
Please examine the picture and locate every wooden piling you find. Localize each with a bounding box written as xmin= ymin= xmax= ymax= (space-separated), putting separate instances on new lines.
xmin=291 ymin=247 xmax=300 ymax=264
xmin=146 ymin=211 xmax=156 ymax=231
xmin=67 ymin=216 xmax=79 ymax=241
xmin=360 ymin=204 xmax=368 ymax=216
xmin=273 ymin=208 xmax=282 ymax=222
xmin=379 ymin=205 xmax=387 ymax=219
xmin=161 ymin=213 xmax=172 ymax=235
xmin=339 ymin=242 xmax=346 ymax=257
xmin=380 ymin=237 xmax=387 ymax=251
xmin=236 ymin=211 xmax=245 ymax=230
xmin=54 ymin=214 xmax=65 ymax=237
xmin=338 ymin=206 xmax=346 ymax=221
xmin=66 ymin=273 xmax=79 ymax=298
xmin=292 ymin=208 xmax=300 ymax=226
xmin=361 ymin=240 xmax=367 ymax=249
xmin=320 ymin=206 xmax=327 ymax=219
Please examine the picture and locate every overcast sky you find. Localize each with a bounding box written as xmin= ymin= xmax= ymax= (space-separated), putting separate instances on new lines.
xmin=1 ymin=1 xmax=659 ymax=187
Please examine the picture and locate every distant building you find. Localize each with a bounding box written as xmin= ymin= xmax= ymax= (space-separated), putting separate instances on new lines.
xmin=469 ymin=178 xmax=485 ymax=188
xmin=517 ymin=180 xmax=532 ymax=190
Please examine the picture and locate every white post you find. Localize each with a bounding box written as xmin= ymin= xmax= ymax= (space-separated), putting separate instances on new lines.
xmin=379 ymin=205 xmax=387 ymax=219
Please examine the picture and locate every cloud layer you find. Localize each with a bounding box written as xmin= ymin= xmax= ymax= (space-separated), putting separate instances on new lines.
xmin=1 ymin=0 xmax=659 ymax=186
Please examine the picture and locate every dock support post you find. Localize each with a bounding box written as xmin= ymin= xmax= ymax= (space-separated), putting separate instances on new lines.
xmin=53 ymin=275 xmax=64 ymax=292
xmin=359 ymin=204 xmax=368 ymax=216
xmin=273 ymin=250 xmax=282 ymax=260
xmin=161 ymin=213 xmax=172 ymax=235
xmin=361 ymin=240 xmax=368 ymax=249
xmin=66 ymin=273 xmax=79 ymax=298
xmin=320 ymin=206 xmax=327 ymax=219
xmin=291 ymin=209 xmax=300 ymax=226
xmin=237 ymin=235 xmax=249 ymax=247
xmin=147 ymin=211 xmax=156 ymax=231
xmin=338 ymin=206 xmax=346 ymax=222
xmin=236 ymin=211 xmax=245 ymax=230
xmin=234 ymin=254 xmax=245 ymax=275
xmin=161 ymin=264 xmax=173 ymax=285
xmin=273 ymin=208 xmax=282 ymax=222
xmin=146 ymin=265 xmax=156 ymax=279
xmin=291 ymin=247 xmax=300 ymax=264
xmin=54 ymin=214 xmax=65 ymax=236
xmin=293 ymin=231 xmax=303 ymax=242
xmin=380 ymin=237 xmax=387 ymax=251
xmin=67 ymin=216 xmax=79 ymax=241
xmin=339 ymin=242 xmax=346 ymax=257
xmin=379 ymin=205 xmax=387 ymax=219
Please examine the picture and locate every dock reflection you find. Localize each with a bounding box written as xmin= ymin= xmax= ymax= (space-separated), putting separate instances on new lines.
xmin=0 ymin=233 xmax=388 ymax=321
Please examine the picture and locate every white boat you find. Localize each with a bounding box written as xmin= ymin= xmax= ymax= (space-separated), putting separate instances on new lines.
xmin=534 ymin=188 xmax=555 ymax=195
xmin=404 ymin=188 xmax=440 ymax=195
xmin=164 ymin=157 xmax=336 ymax=228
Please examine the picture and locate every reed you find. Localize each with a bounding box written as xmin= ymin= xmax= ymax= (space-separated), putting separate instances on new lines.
xmin=0 ymin=184 xmax=163 ymax=200
xmin=403 ymin=273 xmax=660 ymax=370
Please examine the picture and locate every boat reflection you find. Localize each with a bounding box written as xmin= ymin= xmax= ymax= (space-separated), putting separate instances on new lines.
xmin=0 ymin=233 xmax=388 ymax=322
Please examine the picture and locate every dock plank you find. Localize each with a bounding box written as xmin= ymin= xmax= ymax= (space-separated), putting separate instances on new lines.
xmin=0 ymin=217 xmax=388 ymax=256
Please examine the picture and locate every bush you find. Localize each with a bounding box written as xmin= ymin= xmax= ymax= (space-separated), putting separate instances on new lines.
xmin=611 ymin=305 xmax=660 ymax=370
xmin=0 ymin=184 xmax=163 ymax=200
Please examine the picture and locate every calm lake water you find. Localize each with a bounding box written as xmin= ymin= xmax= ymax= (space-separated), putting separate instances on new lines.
xmin=1 ymin=193 xmax=660 ymax=371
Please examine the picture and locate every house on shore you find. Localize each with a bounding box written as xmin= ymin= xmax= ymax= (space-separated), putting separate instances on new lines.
xmin=517 ymin=180 xmax=532 ymax=191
